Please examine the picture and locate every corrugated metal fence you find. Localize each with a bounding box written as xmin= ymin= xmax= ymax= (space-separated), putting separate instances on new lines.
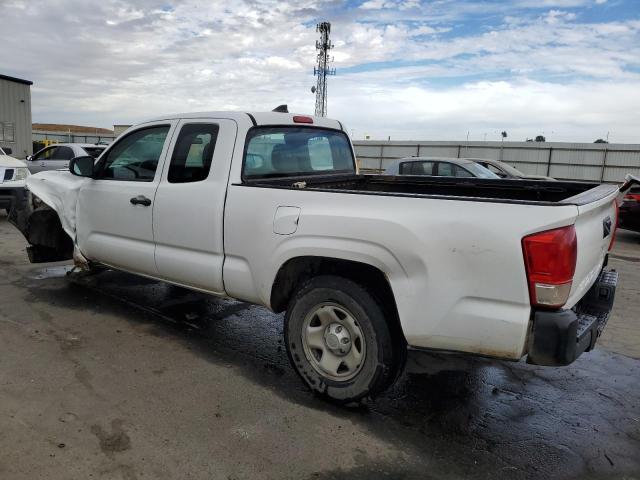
xmin=353 ymin=140 xmax=640 ymax=183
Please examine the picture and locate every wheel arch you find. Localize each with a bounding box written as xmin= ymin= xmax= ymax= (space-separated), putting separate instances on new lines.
xmin=270 ymin=255 xmax=407 ymax=344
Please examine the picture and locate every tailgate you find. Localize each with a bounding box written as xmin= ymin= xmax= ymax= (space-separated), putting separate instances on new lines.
xmin=566 ymin=187 xmax=618 ymax=308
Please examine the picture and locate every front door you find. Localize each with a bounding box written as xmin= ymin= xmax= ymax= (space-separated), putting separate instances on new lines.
xmin=75 ymin=122 xmax=176 ymax=276
xmin=42 ymin=145 xmax=75 ymax=172
xmin=152 ymin=118 xmax=237 ymax=293
xmin=29 ymin=146 xmax=58 ymax=173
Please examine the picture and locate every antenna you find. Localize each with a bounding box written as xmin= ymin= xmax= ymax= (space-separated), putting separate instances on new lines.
xmin=312 ymin=22 xmax=336 ymax=117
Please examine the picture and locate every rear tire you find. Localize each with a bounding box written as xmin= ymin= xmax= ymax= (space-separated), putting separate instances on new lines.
xmin=284 ymin=275 xmax=404 ymax=403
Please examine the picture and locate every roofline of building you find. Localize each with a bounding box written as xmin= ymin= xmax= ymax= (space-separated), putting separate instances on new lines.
xmin=0 ymin=73 xmax=33 ymax=86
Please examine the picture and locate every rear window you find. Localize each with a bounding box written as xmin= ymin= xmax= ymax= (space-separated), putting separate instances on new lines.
xmin=243 ymin=127 xmax=355 ymax=180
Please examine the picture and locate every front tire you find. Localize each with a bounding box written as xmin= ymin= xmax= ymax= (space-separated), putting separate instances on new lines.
xmin=284 ymin=275 xmax=403 ymax=403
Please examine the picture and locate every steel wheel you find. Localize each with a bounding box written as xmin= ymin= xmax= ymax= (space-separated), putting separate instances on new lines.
xmin=301 ymin=302 xmax=366 ymax=382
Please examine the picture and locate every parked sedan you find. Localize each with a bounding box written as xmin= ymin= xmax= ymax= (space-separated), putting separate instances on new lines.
xmin=26 ymin=143 xmax=106 ymax=174
xmin=469 ymin=158 xmax=555 ymax=181
xmin=384 ymin=157 xmax=500 ymax=179
xmin=619 ymin=186 xmax=640 ymax=233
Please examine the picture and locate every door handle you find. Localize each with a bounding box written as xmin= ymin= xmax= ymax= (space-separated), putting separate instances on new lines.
xmin=130 ymin=195 xmax=152 ymax=206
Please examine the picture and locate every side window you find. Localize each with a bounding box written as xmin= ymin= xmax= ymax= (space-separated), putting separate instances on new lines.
xmin=400 ymin=161 xmax=433 ymax=175
xmin=454 ymin=166 xmax=474 ymax=177
xmin=168 ymin=123 xmax=219 ymax=183
xmin=83 ymin=147 xmax=105 ymax=158
xmin=35 ymin=147 xmax=58 ymax=161
xmin=98 ymin=125 xmax=170 ymax=181
xmin=437 ymin=162 xmax=454 ymax=176
xmin=399 ymin=162 xmax=412 ymax=174
xmin=54 ymin=146 xmax=75 ymax=160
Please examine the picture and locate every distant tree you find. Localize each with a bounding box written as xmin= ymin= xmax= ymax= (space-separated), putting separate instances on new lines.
xmin=535 ymin=135 xmax=546 ymax=142
xmin=594 ymin=138 xmax=608 ymax=143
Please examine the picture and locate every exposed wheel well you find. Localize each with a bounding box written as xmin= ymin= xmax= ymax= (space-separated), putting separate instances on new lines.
xmin=271 ymin=256 xmax=406 ymax=343
xmin=26 ymin=208 xmax=74 ymax=263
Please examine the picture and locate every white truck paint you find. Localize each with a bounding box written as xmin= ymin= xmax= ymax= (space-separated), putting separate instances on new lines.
xmin=14 ymin=111 xmax=629 ymax=402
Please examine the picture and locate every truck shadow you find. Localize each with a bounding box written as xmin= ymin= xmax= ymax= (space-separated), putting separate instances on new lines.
xmin=18 ymin=265 xmax=640 ymax=480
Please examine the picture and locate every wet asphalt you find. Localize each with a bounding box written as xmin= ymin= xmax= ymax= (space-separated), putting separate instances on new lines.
xmin=0 ymin=214 xmax=639 ymax=479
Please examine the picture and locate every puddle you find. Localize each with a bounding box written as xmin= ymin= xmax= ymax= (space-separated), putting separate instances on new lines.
xmin=29 ymin=265 xmax=74 ymax=280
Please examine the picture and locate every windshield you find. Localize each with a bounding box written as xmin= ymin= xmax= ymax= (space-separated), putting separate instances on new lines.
xmin=464 ymin=162 xmax=501 ymax=179
xmin=243 ymin=127 xmax=355 ymax=180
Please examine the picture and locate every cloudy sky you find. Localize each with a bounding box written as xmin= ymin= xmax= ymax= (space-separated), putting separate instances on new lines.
xmin=1 ymin=0 xmax=639 ymax=141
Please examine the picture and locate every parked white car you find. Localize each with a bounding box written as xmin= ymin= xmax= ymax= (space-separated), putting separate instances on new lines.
xmin=384 ymin=156 xmax=499 ymax=178
xmin=26 ymin=143 xmax=106 ymax=174
xmin=10 ymin=110 xmax=635 ymax=403
xmin=0 ymin=146 xmax=30 ymax=213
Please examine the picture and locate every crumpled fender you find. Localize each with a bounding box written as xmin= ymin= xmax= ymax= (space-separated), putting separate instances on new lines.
xmin=25 ymin=171 xmax=86 ymax=241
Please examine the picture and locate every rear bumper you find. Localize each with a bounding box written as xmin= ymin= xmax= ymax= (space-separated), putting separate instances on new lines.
xmin=527 ymin=268 xmax=618 ymax=366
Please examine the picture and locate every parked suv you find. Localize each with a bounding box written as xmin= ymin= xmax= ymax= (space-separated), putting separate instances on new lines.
xmin=0 ymin=146 xmax=30 ymax=214
xmin=26 ymin=143 xmax=106 ymax=174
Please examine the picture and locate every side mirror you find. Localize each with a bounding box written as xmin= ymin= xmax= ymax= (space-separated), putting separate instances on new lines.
xmin=26 ymin=155 xmax=33 ymax=161
xmin=3 ymin=147 xmax=12 ymax=155
xmin=69 ymin=156 xmax=95 ymax=177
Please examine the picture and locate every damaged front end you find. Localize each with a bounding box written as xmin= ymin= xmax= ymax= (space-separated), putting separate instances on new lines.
xmin=8 ymin=171 xmax=85 ymax=264
xmin=9 ymin=191 xmax=74 ymax=263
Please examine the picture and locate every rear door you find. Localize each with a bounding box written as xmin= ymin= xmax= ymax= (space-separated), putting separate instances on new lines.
xmin=75 ymin=121 xmax=176 ymax=276
xmin=152 ymin=118 xmax=237 ymax=294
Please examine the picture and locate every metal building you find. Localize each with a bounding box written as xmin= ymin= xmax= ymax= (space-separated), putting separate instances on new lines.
xmin=0 ymin=74 xmax=33 ymax=158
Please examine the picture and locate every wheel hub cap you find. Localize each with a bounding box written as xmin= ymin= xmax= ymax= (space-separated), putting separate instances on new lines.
xmin=324 ymin=323 xmax=351 ymax=356
xmin=301 ymin=303 xmax=366 ymax=382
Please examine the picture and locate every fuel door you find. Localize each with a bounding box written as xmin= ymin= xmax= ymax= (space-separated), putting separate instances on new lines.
xmin=273 ymin=206 xmax=301 ymax=235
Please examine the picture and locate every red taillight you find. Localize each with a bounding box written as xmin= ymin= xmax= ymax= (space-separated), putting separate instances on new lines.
xmin=609 ymin=200 xmax=619 ymax=251
xmin=293 ymin=115 xmax=313 ymax=124
xmin=522 ymin=225 xmax=577 ymax=308
xmin=624 ymin=193 xmax=640 ymax=202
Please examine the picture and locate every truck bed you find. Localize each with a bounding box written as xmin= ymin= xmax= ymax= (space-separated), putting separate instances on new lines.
xmin=245 ymin=174 xmax=616 ymax=206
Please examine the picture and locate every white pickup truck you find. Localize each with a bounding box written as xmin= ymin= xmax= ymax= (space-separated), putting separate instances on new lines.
xmin=10 ymin=110 xmax=635 ymax=403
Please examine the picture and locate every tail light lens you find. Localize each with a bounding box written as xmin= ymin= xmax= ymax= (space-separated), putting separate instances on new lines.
xmin=522 ymin=225 xmax=577 ymax=308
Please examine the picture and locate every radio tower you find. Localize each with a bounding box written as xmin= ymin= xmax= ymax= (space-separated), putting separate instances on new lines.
xmin=312 ymin=22 xmax=336 ymax=117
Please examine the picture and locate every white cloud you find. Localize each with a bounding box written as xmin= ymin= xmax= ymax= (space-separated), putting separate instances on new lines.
xmin=0 ymin=0 xmax=637 ymax=143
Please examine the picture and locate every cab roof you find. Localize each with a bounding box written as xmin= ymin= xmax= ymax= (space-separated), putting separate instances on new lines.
xmin=143 ymin=111 xmax=344 ymax=131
